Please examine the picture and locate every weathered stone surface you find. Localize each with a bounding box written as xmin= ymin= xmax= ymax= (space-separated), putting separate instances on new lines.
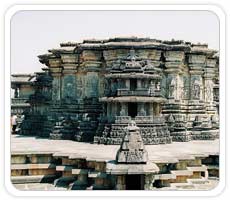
xmin=11 ymin=37 xmax=219 ymax=145
xmin=116 ymin=121 xmax=148 ymax=164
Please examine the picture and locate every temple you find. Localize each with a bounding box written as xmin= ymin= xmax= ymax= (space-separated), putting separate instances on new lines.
xmin=11 ymin=37 xmax=219 ymax=144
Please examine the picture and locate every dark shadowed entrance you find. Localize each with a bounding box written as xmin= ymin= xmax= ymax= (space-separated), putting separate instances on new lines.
xmin=125 ymin=174 xmax=144 ymax=190
xmin=128 ymin=102 xmax=137 ymax=118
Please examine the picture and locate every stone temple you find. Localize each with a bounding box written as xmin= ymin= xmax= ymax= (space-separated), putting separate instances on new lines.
xmin=12 ymin=37 xmax=219 ymax=144
xmin=11 ymin=37 xmax=220 ymax=190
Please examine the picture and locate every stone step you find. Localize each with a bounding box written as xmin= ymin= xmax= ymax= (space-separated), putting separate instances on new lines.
xmin=11 ymin=174 xmax=57 ymax=184
xmin=11 ymin=163 xmax=56 ymax=170
xmin=170 ymin=170 xmax=193 ymax=176
xmin=72 ymin=169 xmax=89 ymax=175
xmin=154 ymin=174 xmax=176 ymax=180
xmin=207 ymin=164 xmax=219 ymax=170
xmin=56 ymin=165 xmax=75 ymax=172
xmin=88 ymin=171 xmax=107 ymax=179
xmin=170 ymin=182 xmax=195 ymax=189
xmin=187 ymin=177 xmax=209 ymax=185
xmin=187 ymin=165 xmax=207 ymax=172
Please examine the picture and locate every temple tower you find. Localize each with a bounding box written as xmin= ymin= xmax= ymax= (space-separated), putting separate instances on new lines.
xmin=94 ymin=49 xmax=172 ymax=145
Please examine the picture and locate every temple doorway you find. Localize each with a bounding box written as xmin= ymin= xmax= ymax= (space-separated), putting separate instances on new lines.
xmin=128 ymin=102 xmax=137 ymax=118
xmin=125 ymin=174 xmax=144 ymax=190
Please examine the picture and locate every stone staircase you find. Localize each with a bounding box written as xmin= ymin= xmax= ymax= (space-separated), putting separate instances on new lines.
xmin=11 ymin=153 xmax=60 ymax=185
xmin=11 ymin=152 xmax=219 ymax=190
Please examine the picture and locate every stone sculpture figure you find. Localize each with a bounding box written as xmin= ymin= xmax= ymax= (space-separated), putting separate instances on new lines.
xmin=206 ymin=84 xmax=212 ymax=101
xmin=66 ymin=82 xmax=74 ymax=98
xmin=168 ymin=78 xmax=176 ymax=98
xmin=120 ymin=107 xmax=126 ymax=116
xmin=193 ymin=80 xmax=200 ymax=100
xmin=148 ymin=80 xmax=155 ymax=96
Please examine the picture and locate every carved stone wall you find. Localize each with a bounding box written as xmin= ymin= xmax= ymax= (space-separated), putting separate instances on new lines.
xmin=16 ymin=37 xmax=219 ymax=143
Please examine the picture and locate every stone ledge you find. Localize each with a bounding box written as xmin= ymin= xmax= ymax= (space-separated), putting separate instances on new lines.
xmin=88 ymin=171 xmax=107 ymax=179
xmin=72 ymin=169 xmax=89 ymax=175
xmin=11 ymin=175 xmax=57 ymax=184
xmin=11 ymin=163 xmax=56 ymax=170
xmin=170 ymin=170 xmax=193 ymax=176
xmin=154 ymin=174 xmax=176 ymax=180
xmin=187 ymin=165 xmax=207 ymax=172
xmin=56 ymin=165 xmax=74 ymax=172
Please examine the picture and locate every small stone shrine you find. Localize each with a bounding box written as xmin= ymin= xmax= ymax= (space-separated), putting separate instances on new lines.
xmin=116 ymin=121 xmax=148 ymax=164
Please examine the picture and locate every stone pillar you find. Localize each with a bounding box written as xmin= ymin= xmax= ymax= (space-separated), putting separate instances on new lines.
xmin=107 ymin=102 xmax=111 ymax=118
xmin=137 ymin=79 xmax=142 ymax=89
xmin=62 ymin=70 xmax=77 ymax=101
xmin=120 ymin=103 xmax=128 ymax=116
xmin=116 ymin=175 xmax=126 ymax=190
xmin=187 ymin=53 xmax=207 ymax=139
xmin=112 ymin=102 xmax=117 ymax=117
xmin=188 ymin=54 xmax=205 ymax=101
xmin=149 ymin=103 xmax=154 ymax=116
xmin=164 ymin=51 xmax=185 ymax=101
xmin=51 ymin=72 xmax=62 ymax=102
xmin=14 ymin=87 xmax=19 ymax=98
xmin=125 ymin=79 xmax=130 ymax=90
xmin=144 ymin=174 xmax=154 ymax=190
xmin=155 ymin=103 xmax=160 ymax=116
xmin=204 ymin=57 xmax=217 ymax=114
xmin=137 ymin=103 xmax=146 ymax=116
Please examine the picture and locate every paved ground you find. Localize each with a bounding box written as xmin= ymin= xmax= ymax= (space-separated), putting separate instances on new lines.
xmin=13 ymin=178 xmax=219 ymax=191
xmin=11 ymin=135 xmax=219 ymax=162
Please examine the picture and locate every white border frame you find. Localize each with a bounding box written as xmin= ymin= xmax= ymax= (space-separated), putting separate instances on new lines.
xmin=4 ymin=4 xmax=226 ymax=197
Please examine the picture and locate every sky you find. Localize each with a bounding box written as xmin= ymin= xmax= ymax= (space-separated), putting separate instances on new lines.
xmin=11 ymin=10 xmax=219 ymax=73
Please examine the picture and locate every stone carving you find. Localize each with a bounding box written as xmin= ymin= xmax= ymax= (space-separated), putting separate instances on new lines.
xmin=116 ymin=121 xmax=148 ymax=164
xmin=156 ymin=81 xmax=161 ymax=90
xmin=76 ymin=77 xmax=83 ymax=99
xmin=52 ymin=79 xmax=59 ymax=101
xmin=192 ymin=80 xmax=200 ymax=100
xmin=168 ymin=78 xmax=176 ymax=98
xmin=63 ymin=75 xmax=75 ymax=100
xmin=139 ymin=107 xmax=146 ymax=116
xmin=120 ymin=107 xmax=126 ymax=116
xmin=206 ymin=84 xmax=212 ymax=101
xmin=182 ymin=77 xmax=189 ymax=99
xmin=148 ymin=80 xmax=155 ymax=96
xmin=86 ymin=73 xmax=99 ymax=98
xmin=16 ymin=37 xmax=219 ymax=143
xmin=66 ymin=83 xmax=73 ymax=98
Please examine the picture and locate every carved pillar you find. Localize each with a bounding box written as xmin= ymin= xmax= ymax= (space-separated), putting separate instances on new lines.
xmin=125 ymin=79 xmax=130 ymax=90
xmin=111 ymin=102 xmax=117 ymax=117
xmin=120 ymin=103 xmax=128 ymax=116
xmin=137 ymin=79 xmax=142 ymax=89
xmin=149 ymin=103 xmax=154 ymax=116
xmin=164 ymin=51 xmax=184 ymax=101
xmin=137 ymin=103 xmax=146 ymax=116
xmin=204 ymin=57 xmax=217 ymax=114
xmin=51 ymin=72 xmax=62 ymax=102
xmin=48 ymin=57 xmax=63 ymax=103
xmin=188 ymin=54 xmax=205 ymax=101
xmin=107 ymin=102 xmax=111 ymax=118
xmin=14 ymin=87 xmax=19 ymax=98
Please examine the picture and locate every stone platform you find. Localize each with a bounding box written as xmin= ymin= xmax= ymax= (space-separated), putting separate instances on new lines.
xmin=11 ymin=135 xmax=219 ymax=190
xmin=11 ymin=135 xmax=219 ymax=162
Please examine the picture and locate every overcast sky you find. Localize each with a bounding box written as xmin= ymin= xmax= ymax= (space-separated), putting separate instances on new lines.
xmin=11 ymin=10 xmax=219 ymax=73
